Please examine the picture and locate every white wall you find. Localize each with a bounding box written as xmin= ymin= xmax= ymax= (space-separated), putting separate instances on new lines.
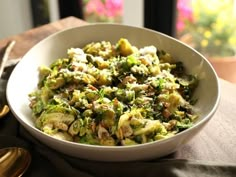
xmin=0 ymin=0 xmax=33 ymax=39
xmin=123 ymin=0 xmax=144 ymax=27
xmin=48 ymin=0 xmax=60 ymax=22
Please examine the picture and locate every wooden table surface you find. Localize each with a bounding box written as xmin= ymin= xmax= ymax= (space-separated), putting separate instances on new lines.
xmin=1 ymin=16 xmax=236 ymax=163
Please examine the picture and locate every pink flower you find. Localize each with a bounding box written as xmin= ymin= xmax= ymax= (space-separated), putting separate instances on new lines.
xmin=105 ymin=0 xmax=123 ymax=17
xmin=84 ymin=0 xmax=123 ymax=18
xmin=176 ymin=0 xmax=193 ymax=31
xmin=177 ymin=21 xmax=185 ymax=32
xmin=85 ymin=0 xmax=106 ymax=16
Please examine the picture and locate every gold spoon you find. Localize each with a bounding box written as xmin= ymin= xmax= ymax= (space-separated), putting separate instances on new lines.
xmin=0 ymin=147 xmax=31 ymax=177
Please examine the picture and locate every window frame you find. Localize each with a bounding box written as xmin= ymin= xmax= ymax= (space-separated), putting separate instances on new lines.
xmin=144 ymin=0 xmax=177 ymax=37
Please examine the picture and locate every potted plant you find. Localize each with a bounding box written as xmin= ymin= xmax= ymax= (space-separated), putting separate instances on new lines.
xmin=176 ymin=0 xmax=236 ymax=83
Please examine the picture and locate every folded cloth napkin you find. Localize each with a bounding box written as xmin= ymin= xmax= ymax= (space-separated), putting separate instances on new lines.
xmin=1 ymin=63 xmax=236 ymax=177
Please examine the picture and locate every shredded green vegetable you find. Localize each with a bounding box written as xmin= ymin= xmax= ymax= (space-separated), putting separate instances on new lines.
xmin=28 ymin=38 xmax=198 ymax=146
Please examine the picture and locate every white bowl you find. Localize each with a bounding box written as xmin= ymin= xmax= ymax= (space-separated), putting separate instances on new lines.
xmin=6 ymin=24 xmax=220 ymax=162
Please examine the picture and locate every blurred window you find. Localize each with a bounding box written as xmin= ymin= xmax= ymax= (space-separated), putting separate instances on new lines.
xmin=176 ymin=0 xmax=236 ymax=58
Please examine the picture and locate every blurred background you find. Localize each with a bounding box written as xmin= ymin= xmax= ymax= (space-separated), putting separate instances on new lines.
xmin=0 ymin=0 xmax=236 ymax=83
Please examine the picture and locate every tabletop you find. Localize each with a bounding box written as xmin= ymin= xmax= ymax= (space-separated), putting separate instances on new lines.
xmin=1 ymin=16 xmax=236 ymax=164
